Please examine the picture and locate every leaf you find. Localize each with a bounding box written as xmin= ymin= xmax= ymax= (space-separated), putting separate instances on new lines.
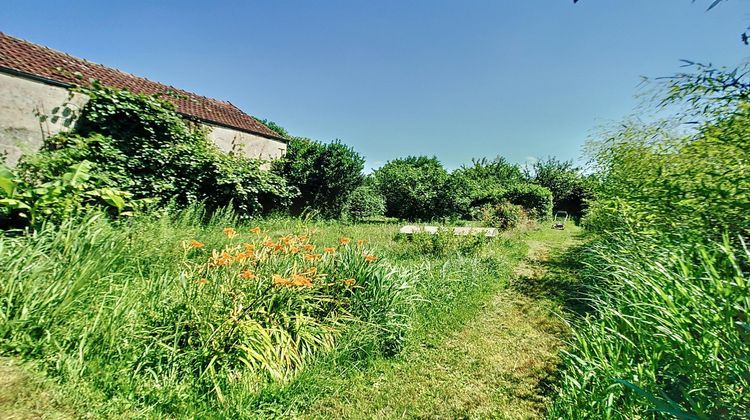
xmin=97 ymin=188 xmax=126 ymax=211
xmin=0 ymin=198 xmax=31 ymax=210
xmin=0 ymin=166 xmax=17 ymax=197
xmin=62 ymin=160 xmax=93 ymax=188
xmin=706 ymin=0 xmax=724 ymax=11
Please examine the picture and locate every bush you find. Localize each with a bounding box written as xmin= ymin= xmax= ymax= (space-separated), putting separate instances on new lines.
xmin=525 ymin=157 xmax=593 ymax=217
xmin=499 ymin=183 xmax=552 ymax=219
xmin=584 ymin=109 xmax=750 ymax=241
xmin=343 ymin=185 xmax=385 ymax=221
xmin=478 ymin=201 xmax=523 ymax=230
xmin=453 ymin=156 xmax=525 ymax=212
xmin=273 ymin=137 xmax=365 ymax=218
xmin=16 ymin=85 xmax=295 ymax=217
xmin=373 ymin=156 xmax=463 ymax=221
xmin=0 ymin=160 xmax=137 ymax=229
xmin=405 ymin=229 xmax=487 ymax=257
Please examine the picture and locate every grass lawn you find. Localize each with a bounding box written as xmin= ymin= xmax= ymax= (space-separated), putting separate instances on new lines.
xmin=251 ymin=224 xmax=584 ymax=418
xmin=0 ymin=214 xmax=583 ymax=419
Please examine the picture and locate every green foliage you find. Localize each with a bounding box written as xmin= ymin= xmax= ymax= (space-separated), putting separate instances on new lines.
xmin=18 ymin=84 xmax=294 ymax=216
xmin=478 ymin=201 xmax=523 ymax=230
xmin=498 ymin=183 xmax=552 ymax=219
xmin=0 ymin=209 xmax=413 ymax=415
xmin=342 ymin=184 xmax=385 ymax=221
xmin=555 ymin=71 xmax=750 ymax=418
xmin=549 ymin=235 xmax=750 ymax=418
xmin=525 ymin=157 xmax=593 ymax=216
xmin=273 ymin=137 xmax=365 ymax=218
xmin=583 ymin=109 xmax=750 ymax=240
xmin=373 ymin=156 xmax=465 ymax=221
xmin=452 ymin=156 xmax=524 ymax=210
xmin=257 ymin=118 xmax=290 ymax=139
xmin=404 ymin=230 xmax=487 ymax=257
xmin=0 ymin=160 xmax=135 ymax=229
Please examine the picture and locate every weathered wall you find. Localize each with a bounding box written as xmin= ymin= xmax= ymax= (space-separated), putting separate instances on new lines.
xmin=0 ymin=71 xmax=286 ymax=166
xmin=206 ymin=123 xmax=287 ymax=161
xmin=0 ymin=71 xmax=88 ymax=166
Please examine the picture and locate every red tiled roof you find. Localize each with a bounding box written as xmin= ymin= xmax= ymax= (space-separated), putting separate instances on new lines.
xmin=0 ymin=32 xmax=285 ymax=141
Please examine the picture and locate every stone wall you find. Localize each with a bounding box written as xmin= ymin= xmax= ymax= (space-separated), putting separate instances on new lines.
xmin=0 ymin=70 xmax=286 ymax=166
xmin=206 ymin=123 xmax=287 ymax=161
xmin=0 ymin=71 xmax=88 ymax=166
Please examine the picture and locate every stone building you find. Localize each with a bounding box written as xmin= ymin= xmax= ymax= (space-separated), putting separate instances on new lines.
xmin=0 ymin=32 xmax=287 ymax=166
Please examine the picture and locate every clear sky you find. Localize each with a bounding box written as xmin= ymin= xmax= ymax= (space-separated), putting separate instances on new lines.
xmin=2 ymin=1 xmax=748 ymax=171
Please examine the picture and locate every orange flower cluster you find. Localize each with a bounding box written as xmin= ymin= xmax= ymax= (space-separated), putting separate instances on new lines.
xmin=191 ymin=227 xmax=377 ymax=290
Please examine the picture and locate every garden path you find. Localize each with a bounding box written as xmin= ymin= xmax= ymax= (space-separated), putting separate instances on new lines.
xmin=302 ymin=226 xmax=583 ymax=419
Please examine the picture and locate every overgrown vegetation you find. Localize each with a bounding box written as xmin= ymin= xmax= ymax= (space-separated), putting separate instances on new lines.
xmin=8 ymin=84 xmax=294 ymax=226
xmin=550 ymin=64 xmax=750 ymax=418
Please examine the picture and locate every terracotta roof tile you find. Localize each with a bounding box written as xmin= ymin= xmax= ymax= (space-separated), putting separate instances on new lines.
xmin=0 ymin=32 xmax=284 ymax=141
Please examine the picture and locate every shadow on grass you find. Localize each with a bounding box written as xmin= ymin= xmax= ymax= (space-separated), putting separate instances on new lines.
xmin=512 ymin=229 xmax=594 ymax=318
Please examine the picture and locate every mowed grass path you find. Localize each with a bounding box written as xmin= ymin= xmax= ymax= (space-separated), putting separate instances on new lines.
xmin=295 ymin=225 xmax=583 ymax=419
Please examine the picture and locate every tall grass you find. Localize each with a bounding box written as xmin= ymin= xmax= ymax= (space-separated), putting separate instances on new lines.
xmin=549 ymin=234 xmax=750 ymax=418
xmin=0 ymin=207 xmax=414 ymax=415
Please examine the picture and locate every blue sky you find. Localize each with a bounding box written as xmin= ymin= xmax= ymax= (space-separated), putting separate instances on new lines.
xmin=2 ymin=1 xmax=748 ymax=171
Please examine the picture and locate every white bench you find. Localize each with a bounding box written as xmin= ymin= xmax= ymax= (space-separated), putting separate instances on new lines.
xmin=399 ymin=225 xmax=498 ymax=238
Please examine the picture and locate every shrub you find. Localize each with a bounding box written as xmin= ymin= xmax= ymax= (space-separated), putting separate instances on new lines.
xmin=405 ymin=229 xmax=487 ymax=257
xmin=525 ymin=157 xmax=593 ymax=217
xmin=478 ymin=201 xmax=523 ymax=230
xmin=17 ymin=85 xmax=295 ymax=216
xmin=273 ymin=137 xmax=365 ymax=218
xmin=584 ymin=109 xmax=750 ymax=241
xmin=453 ymin=156 xmax=525 ymax=212
xmin=499 ymin=183 xmax=552 ymax=219
xmin=343 ymin=185 xmax=385 ymax=221
xmin=373 ymin=156 xmax=463 ymax=221
xmin=0 ymin=160 xmax=136 ymax=229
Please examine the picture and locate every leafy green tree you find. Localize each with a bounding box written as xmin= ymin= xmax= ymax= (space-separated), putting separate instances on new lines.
xmin=452 ymin=157 xmax=524 ymax=211
xmin=273 ymin=137 xmax=365 ymax=218
xmin=257 ymin=118 xmax=290 ymax=139
xmin=373 ymin=156 xmax=463 ymax=221
xmin=525 ymin=157 xmax=593 ymax=216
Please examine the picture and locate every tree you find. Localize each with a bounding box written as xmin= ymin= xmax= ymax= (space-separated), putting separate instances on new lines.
xmin=272 ymin=137 xmax=364 ymax=218
xmin=373 ymin=156 xmax=464 ymax=221
xmin=525 ymin=157 xmax=592 ymax=216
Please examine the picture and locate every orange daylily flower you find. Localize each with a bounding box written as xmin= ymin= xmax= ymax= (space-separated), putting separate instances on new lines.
xmin=240 ymin=270 xmax=256 ymax=280
xmin=249 ymin=227 xmax=262 ymax=235
xmin=289 ymin=246 xmax=300 ymax=254
xmin=364 ymin=255 xmax=378 ymax=263
xmin=303 ymin=244 xmax=315 ymax=252
xmin=291 ymin=273 xmax=313 ymax=287
xmin=305 ymin=266 xmax=318 ymax=275
xmin=356 ymin=239 xmax=366 ymax=247
xmin=298 ymin=235 xmax=309 ymax=242
xmin=195 ymin=278 xmax=208 ymax=285
xmin=272 ymin=275 xmax=292 ymax=286
xmin=343 ymin=278 xmax=356 ymax=286
xmin=304 ymin=254 xmax=321 ymax=262
xmin=323 ymin=247 xmax=336 ymax=254
xmin=262 ymin=240 xmax=277 ymax=248
xmin=339 ymin=237 xmax=351 ymax=245
xmin=223 ymin=228 xmax=237 ymax=238
xmin=189 ymin=239 xmax=205 ymax=248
